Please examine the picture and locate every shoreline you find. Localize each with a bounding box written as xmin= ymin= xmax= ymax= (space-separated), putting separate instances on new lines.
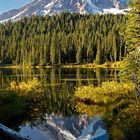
xmin=0 ymin=61 xmax=124 ymax=69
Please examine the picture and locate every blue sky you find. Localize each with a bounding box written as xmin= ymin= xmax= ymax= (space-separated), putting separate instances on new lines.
xmin=0 ymin=0 xmax=33 ymax=14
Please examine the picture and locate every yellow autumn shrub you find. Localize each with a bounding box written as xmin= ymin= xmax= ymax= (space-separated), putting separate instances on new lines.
xmin=75 ymin=102 xmax=108 ymax=117
xmin=10 ymin=78 xmax=43 ymax=95
xmin=75 ymin=81 xmax=134 ymax=104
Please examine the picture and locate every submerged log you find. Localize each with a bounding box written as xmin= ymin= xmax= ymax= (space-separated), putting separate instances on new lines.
xmin=0 ymin=123 xmax=31 ymax=140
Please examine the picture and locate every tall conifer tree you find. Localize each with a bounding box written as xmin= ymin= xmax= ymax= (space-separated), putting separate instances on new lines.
xmin=124 ymin=0 xmax=140 ymax=97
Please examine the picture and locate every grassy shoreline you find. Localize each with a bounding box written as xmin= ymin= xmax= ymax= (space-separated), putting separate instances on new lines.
xmin=0 ymin=61 xmax=124 ymax=69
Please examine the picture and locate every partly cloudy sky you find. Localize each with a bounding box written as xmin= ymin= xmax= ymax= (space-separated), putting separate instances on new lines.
xmin=0 ymin=0 xmax=33 ymax=14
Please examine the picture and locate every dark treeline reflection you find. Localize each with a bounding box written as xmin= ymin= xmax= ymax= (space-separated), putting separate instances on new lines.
xmin=0 ymin=68 xmax=119 ymax=89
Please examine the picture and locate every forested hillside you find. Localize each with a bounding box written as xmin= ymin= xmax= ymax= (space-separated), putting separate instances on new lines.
xmin=0 ymin=13 xmax=127 ymax=65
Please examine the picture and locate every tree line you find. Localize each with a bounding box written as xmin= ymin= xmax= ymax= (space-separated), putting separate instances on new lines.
xmin=0 ymin=13 xmax=127 ymax=65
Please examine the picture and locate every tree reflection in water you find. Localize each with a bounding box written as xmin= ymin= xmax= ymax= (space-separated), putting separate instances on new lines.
xmin=0 ymin=68 xmax=120 ymax=139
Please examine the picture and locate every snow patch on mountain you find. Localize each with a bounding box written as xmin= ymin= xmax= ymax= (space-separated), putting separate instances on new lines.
xmin=11 ymin=9 xmax=27 ymax=20
xmin=103 ymin=8 xmax=129 ymax=14
xmin=45 ymin=1 xmax=55 ymax=9
xmin=0 ymin=9 xmax=27 ymax=23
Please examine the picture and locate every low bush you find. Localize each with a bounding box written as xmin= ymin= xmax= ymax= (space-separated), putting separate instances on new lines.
xmin=75 ymin=81 xmax=140 ymax=140
xmin=75 ymin=81 xmax=134 ymax=104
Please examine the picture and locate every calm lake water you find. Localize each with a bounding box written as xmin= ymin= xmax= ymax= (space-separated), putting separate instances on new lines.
xmin=0 ymin=68 xmax=119 ymax=140
xmin=0 ymin=68 xmax=119 ymax=89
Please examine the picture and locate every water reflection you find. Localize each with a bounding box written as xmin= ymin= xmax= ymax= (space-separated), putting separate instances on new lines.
xmin=0 ymin=68 xmax=119 ymax=121
xmin=0 ymin=68 xmax=119 ymax=120
xmin=19 ymin=114 xmax=108 ymax=140
xmin=0 ymin=68 xmax=119 ymax=89
xmin=0 ymin=68 xmax=119 ymax=139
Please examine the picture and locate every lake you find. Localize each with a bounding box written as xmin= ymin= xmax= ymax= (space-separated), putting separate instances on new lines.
xmin=0 ymin=68 xmax=119 ymax=89
xmin=0 ymin=68 xmax=119 ymax=140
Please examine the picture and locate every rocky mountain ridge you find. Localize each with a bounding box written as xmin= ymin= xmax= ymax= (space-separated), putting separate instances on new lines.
xmin=0 ymin=0 xmax=129 ymax=22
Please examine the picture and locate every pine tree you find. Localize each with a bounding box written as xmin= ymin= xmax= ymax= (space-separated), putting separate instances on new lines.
xmin=50 ymin=33 xmax=57 ymax=65
xmin=95 ymin=39 xmax=101 ymax=64
xmin=125 ymin=0 xmax=140 ymax=52
xmin=124 ymin=0 xmax=140 ymax=97
xmin=0 ymin=13 xmax=127 ymax=65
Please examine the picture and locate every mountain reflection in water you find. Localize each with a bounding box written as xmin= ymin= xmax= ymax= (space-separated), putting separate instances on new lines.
xmin=0 ymin=68 xmax=117 ymax=140
xmin=19 ymin=114 xmax=108 ymax=140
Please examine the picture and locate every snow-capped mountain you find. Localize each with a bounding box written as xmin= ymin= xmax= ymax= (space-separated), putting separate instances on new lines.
xmin=0 ymin=0 xmax=129 ymax=23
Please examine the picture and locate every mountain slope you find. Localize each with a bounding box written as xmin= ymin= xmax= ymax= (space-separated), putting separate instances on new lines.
xmin=0 ymin=0 xmax=129 ymax=22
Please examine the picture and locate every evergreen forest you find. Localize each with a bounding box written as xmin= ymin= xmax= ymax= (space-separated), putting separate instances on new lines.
xmin=0 ymin=13 xmax=127 ymax=65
